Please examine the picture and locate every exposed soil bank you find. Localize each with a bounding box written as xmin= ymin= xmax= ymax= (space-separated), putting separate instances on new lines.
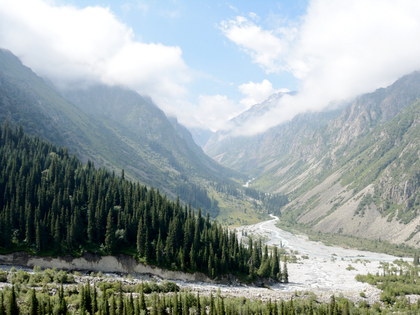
xmin=0 ymin=252 xmax=210 ymax=282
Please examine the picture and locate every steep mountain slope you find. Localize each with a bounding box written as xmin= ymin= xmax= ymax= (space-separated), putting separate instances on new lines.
xmin=61 ymin=86 xmax=233 ymax=184
xmin=188 ymin=127 xmax=214 ymax=148
xmin=206 ymin=108 xmax=340 ymax=177
xmin=283 ymin=101 xmax=419 ymax=246
xmin=206 ymin=73 xmax=420 ymax=246
xmin=0 ymin=49 xmax=246 ymax=215
xmin=0 ymin=49 xmax=125 ymax=168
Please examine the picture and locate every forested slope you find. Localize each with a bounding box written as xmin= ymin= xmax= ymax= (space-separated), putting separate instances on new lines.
xmin=0 ymin=123 xmax=285 ymax=280
xmin=0 ymin=49 xmax=282 ymax=224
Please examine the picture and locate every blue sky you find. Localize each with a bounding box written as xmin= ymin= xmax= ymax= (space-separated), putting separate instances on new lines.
xmin=1 ymin=0 xmax=420 ymax=133
xmin=64 ymin=0 xmax=305 ymax=93
xmin=60 ymin=0 xmax=304 ymax=102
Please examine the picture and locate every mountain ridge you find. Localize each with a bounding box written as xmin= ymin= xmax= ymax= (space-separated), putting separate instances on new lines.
xmin=205 ymin=72 xmax=420 ymax=246
xmin=0 ymin=49 xmax=242 ymax=216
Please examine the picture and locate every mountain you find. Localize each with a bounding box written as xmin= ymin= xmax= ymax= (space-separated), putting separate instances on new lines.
xmin=60 ymin=85 xmax=237 ymax=187
xmin=0 ymin=49 xmax=121 ymax=167
xmin=187 ymin=127 xmax=214 ymax=148
xmin=0 ymin=49 xmax=247 ymax=216
xmin=230 ymin=91 xmax=297 ymax=128
xmin=205 ymin=72 xmax=420 ymax=246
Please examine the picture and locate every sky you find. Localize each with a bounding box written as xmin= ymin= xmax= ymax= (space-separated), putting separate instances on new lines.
xmin=1 ymin=0 xmax=420 ymax=135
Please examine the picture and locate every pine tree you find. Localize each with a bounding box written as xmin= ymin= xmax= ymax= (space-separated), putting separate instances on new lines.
xmin=46 ymin=295 xmax=53 ymax=315
xmin=172 ymin=292 xmax=180 ymax=315
xmin=56 ymin=285 xmax=67 ymax=315
xmin=35 ymin=221 xmax=42 ymax=253
xmin=218 ymin=296 xmax=226 ymax=315
xmin=209 ymin=293 xmax=215 ymax=315
xmin=101 ymin=291 xmax=110 ymax=315
xmin=105 ymin=211 xmax=116 ymax=254
xmin=92 ymin=284 xmax=98 ymax=315
xmin=196 ymin=293 xmax=201 ymax=315
xmin=118 ymin=284 xmax=124 ymax=315
xmin=7 ymin=286 xmax=19 ymax=315
xmin=136 ymin=219 xmax=144 ymax=256
xmin=109 ymin=295 xmax=116 ymax=315
xmin=329 ymin=295 xmax=338 ymax=315
xmin=270 ymin=247 xmax=280 ymax=280
xmin=139 ymin=285 xmax=147 ymax=312
xmin=283 ymin=260 xmax=289 ymax=283
xmin=29 ymin=289 xmax=38 ymax=315
xmin=0 ymin=292 xmax=5 ymax=315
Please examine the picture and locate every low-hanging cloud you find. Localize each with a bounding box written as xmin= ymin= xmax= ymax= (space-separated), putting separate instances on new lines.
xmin=186 ymin=79 xmax=280 ymax=132
xmin=222 ymin=0 xmax=420 ymax=136
xmin=0 ymin=0 xmax=190 ymax=110
xmin=239 ymin=79 xmax=284 ymax=108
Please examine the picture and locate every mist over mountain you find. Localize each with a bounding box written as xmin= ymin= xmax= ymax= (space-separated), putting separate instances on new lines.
xmin=206 ymin=72 xmax=420 ymax=246
xmin=0 ymin=49 xmax=245 ymax=216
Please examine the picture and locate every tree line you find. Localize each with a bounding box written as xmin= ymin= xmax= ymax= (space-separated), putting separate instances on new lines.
xmin=0 ymin=123 xmax=286 ymax=280
xmin=1 ymin=279 xmax=419 ymax=315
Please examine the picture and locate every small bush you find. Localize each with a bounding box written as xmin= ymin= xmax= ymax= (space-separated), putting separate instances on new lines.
xmin=0 ymin=270 xmax=7 ymax=282
xmin=159 ymin=281 xmax=179 ymax=293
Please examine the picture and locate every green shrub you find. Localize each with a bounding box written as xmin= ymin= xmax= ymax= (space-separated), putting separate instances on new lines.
xmin=159 ymin=281 xmax=179 ymax=293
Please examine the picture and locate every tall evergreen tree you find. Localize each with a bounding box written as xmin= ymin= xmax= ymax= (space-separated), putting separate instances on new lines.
xmin=105 ymin=211 xmax=116 ymax=254
xmin=29 ymin=289 xmax=38 ymax=315
xmin=56 ymin=285 xmax=67 ymax=315
xmin=0 ymin=292 xmax=5 ymax=315
xmin=271 ymin=247 xmax=280 ymax=280
xmin=283 ymin=260 xmax=289 ymax=283
xmin=7 ymin=286 xmax=19 ymax=315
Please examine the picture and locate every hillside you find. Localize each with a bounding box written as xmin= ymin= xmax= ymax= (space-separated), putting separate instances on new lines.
xmin=0 ymin=123 xmax=286 ymax=280
xmin=61 ymin=85 xmax=234 ymax=184
xmin=0 ymin=49 xmax=249 ymax=217
xmin=205 ymin=73 xmax=420 ymax=246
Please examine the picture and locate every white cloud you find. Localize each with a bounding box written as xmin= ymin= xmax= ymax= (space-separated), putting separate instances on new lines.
xmin=239 ymin=79 xmax=280 ymax=108
xmin=222 ymin=0 xmax=420 ymax=135
xmin=181 ymin=79 xmax=285 ymax=132
xmin=0 ymin=0 xmax=190 ymax=108
xmin=220 ymin=16 xmax=287 ymax=73
xmin=186 ymin=94 xmax=240 ymax=132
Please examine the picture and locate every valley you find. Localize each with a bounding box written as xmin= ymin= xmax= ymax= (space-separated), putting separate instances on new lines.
xmin=206 ymin=74 xmax=420 ymax=247
xmin=0 ymin=1 xmax=420 ymax=312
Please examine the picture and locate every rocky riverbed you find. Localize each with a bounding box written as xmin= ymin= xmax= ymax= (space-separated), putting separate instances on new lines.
xmin=229 ymin=216 xmax=410 ymax=303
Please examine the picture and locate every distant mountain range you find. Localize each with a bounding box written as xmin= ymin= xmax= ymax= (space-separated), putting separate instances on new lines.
xmin=205 ymin=73 xmax=420 ymax=246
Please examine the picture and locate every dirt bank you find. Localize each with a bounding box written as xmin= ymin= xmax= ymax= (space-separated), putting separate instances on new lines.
xmin=0 ymin=252 xmax=209 ymax=282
